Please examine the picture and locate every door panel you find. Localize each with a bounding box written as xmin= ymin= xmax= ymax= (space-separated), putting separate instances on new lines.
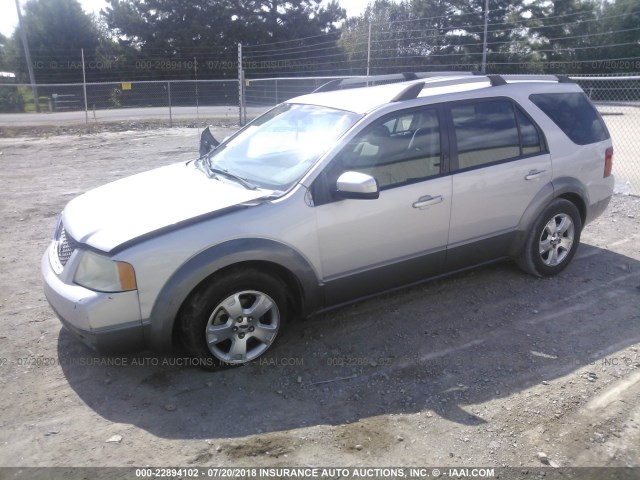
xmin=311 ymin=105 xmax=453 ymax=306
xmin=316 ymin=176 xmax=452 ymax=305
xmin=449 ymin=154 xmax=552 ymax=247
xmin=446 ymin=98 xmax=552 ymax=268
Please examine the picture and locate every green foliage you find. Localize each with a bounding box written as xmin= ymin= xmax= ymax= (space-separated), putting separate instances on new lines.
xmin=0 ymin=33 xmax=9 ymax=72
xmin=109 ymin=87 xmax=122 ymax=107
xmin=598 ymin=0 xmax=640 ymax=69
xmin=99 ymin=0 xmax=346 ymax=79
xmin=527 ymin=0 xmax=600 ymax=73
xmin=18 ymin=86 xmax=48 ymax=112
xmin=10 ymin=0 xmax=100 ymax=83
xmin=339 ymin=0 xmax=549 ymax=73
xmin=242 ymin=0 xmax=346 ymax=43
xmin=0 ymin=86 xmax=25 ymax=112
xmin=1 ymin=0 xmax=638 ymax=85
xmin=338 ymin=0 xmax=639 ymax=75
xmin=340 ymin=0 xmax=415 ymax=73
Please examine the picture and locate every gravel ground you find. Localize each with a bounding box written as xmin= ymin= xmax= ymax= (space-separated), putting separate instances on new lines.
xmin=0 ymin=127 xmax=639 ymax=469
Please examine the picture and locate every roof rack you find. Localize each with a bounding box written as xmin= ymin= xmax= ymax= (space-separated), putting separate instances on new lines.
xmin=497 ymin=74 xmax=575 ymax=83
xmin=391 ymin=82 xmax=426 ymax=102
xmin=312 ymin=71 xmax=474 ymax=93
xmin=311 ymin=72 xmax=575 ymax=103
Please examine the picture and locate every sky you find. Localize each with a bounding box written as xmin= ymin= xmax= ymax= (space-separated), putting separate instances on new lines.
xmin=1 ymin=0 xmax=371 ymax=38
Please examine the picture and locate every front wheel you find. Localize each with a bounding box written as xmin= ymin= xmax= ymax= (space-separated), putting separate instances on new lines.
xmin=180 ymin=269 xmax=288 ymax=369
xmin=516 ymin=199 xmax=582 ymax=277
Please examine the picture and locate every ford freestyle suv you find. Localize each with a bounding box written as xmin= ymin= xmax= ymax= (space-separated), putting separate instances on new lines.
xmin=42 ymin=73 xmax=614 ymax=368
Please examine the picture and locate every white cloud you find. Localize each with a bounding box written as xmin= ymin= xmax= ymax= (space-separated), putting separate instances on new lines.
xmin=338 ymin=0 xmax=371 ymax=18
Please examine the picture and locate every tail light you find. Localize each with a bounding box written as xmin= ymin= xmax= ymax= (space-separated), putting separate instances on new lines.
xmin=604 ymin=147 xmax=613 ymax=178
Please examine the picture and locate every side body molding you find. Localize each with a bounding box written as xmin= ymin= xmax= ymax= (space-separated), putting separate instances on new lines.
xmin=146 ymin=238 xmax=322 ymax=351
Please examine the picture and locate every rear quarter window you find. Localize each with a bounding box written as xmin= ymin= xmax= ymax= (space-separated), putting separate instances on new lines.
xmin=529 ymin=92 xmax=610 ymax=145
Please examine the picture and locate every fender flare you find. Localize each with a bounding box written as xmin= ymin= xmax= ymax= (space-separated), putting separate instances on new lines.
xmin=509 ymin=177 xmax=589 ymax=257
xmin=145 ymin=238 xmax=321 ymax=351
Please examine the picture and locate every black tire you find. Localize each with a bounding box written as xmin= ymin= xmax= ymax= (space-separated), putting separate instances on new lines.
xmin=516 ymin=198 xmax=582 ymax=277
xmin=179 ymin=268 xmax=288 ymax=370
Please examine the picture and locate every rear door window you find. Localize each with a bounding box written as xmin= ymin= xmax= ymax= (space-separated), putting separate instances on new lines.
xmin=529 ymin=92 xmax=609 ymax=145
xmin=451 ymin=100 xmax=521 ymax=169
xmin=516 ymin=107 xmax=542 ymax=155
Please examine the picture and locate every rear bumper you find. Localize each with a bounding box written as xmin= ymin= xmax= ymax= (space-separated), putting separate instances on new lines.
xmin=585 ymin=194 xmax=612 ymax=225
xmin=42 ymin=249 xmax=146 ymax=353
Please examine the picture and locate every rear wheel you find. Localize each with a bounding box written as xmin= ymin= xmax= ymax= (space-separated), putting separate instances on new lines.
xmin=517 ymin=199 xmax=582 ymax=277
xmin=180 ymin=269 xmax=288 ymax=369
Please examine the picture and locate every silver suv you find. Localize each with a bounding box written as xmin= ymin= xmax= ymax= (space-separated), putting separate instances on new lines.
xmin=42 ymin=73 xmax=614 ymax=368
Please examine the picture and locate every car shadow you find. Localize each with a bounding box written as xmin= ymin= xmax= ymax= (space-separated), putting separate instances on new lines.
xmin=58 ymin=243 xmax=640 ymax=439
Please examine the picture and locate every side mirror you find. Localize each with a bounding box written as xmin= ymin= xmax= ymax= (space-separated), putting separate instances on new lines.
xmin=335 ymin=171 xmax=379 ymax=200
xmin=199 ymin=126 xmax=220 ymax=157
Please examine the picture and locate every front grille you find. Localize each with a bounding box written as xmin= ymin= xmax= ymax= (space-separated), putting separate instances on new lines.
xmin=56 ymin=226 xmax=78 ymax=267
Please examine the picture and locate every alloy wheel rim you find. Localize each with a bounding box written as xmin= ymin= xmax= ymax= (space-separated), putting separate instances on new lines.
xmin=538 ymin=213 xmax=574 ymax=267
xmin=205 ymin=290 xmax=280 ymax=364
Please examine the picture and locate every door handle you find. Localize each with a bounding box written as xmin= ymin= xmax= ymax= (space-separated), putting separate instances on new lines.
xmin=412 ymin=195 xmax=443 ymax=209
xmin=525 ymin=169 xmax=547 ymax=180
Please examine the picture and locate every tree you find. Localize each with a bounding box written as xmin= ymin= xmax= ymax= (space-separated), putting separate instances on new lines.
xmin=0 ymin=33 xmax=24 ymax=113
xmin=100 ymin=0 xmax=346 ymax=79
xmin=10 ymin=0 xmax=101 ymax=83
xmin=598 ymin=0 xmax=640 ymax=72
xmin=242 ymin=0 xmax=345 ymax=43
xmin=528 ymin=0 xmax=600 ymax=74
xmin=405 ymin=0 xmax=467 ymax=70
xmin=427 ymin=0 xmax=548 ymax=73
xmin=340 ymin=0 xmax=545 ymax=74
xmin=340 ymin=0 xmax=423 ymax=75
xmin=0 ymin=33 xmax=9 ymax=72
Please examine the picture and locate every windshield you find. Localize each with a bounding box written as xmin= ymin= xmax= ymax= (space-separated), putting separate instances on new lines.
xmin=202 ymin=103 xmax=361 ymax=190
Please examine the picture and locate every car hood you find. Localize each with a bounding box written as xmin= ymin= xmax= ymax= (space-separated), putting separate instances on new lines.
xmin=62 ymin=161 xmax=272 ymax=253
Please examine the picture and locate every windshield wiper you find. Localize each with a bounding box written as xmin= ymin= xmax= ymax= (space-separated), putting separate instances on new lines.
xmin=207 ymin=165 xmax=257 ymax=190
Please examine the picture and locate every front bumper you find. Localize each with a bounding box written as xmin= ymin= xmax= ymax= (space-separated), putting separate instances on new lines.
xmin=41 ymin=248 xmax=146 ymax=353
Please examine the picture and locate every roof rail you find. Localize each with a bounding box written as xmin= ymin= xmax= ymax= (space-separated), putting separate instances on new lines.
xmin=391 ymin=82 xmax=426 ymax=102
xmin=313 ymin=72 xmax=575 ymax=95
xmin=556 ymin=75 xmax=574 ymax=83
xmin=372 ymin=75 xmax=505 ymax=103
xmin=311 ymin=72 xmax=575 ymax=104
xmin=312 ymin=71 xmax=474 ymax=93
xmin=486 ymin=75 xmax=507 ymax=86
xmin=313 ymin=78 xmax=343 ymax=93
xmin=499 ymin=74 xmax=574 ymax=83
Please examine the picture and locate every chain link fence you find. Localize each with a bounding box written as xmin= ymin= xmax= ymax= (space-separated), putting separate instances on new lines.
xmin=244 ymin=77 xmax=344 ymax=107
xmin=574 ymin=75 xmax=640 ymax=195
xmin=0 ymin=80 xmax=239 ymax=126
xmin=1 ymin=74 xmax=638 ymax=195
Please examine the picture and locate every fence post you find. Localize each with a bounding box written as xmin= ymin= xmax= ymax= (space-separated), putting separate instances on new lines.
xmin=243 ymin=73 xmax=247 ymax=124
xmin=167 ymin=81 xmax=173 ymax=127
xmin=238 ymin=43 xmax=245 ymax=126
xmin=366 ymin=21 xmax=371 ymax=78
xmin=481 ymin=0 xmax=489 ymax=73
xmin=194 ymin=57 xmax=200 ymax=124
xmin=81 ymin=49 xmax=89 ymax=125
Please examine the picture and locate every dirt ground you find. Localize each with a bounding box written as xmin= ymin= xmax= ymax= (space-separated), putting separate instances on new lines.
xmin=0 ymin=127 xmax=639 ymax=469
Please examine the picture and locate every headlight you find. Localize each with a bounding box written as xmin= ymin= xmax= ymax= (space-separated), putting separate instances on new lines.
xmin=74 ymin=250 xmax=137 ymax=292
